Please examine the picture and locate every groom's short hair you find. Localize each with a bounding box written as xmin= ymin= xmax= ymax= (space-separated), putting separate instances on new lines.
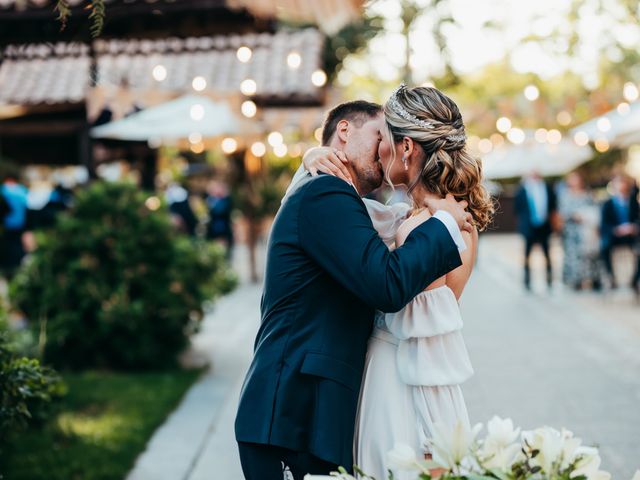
xmin=321 ymin=100 xmax=382 ymax=146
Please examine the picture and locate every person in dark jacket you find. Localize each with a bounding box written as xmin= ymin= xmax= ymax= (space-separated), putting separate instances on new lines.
xmin=600 ymin=174 xmax=639 ymax=292
xmin=514 ymin=171 xmax=558 ymax=290
xmin=235 ymin=100 xmax=470 ymax=479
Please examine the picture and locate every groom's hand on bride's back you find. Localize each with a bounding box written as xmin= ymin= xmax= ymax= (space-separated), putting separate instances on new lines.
xmin=424 ymin=194 xmax=473 ymax=233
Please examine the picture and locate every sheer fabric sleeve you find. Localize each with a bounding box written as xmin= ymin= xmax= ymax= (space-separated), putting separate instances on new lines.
xmin=363 ymin=198 xmax=411 ymax=248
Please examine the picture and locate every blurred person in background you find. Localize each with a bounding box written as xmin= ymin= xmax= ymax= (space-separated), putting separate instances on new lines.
xmin=0 ymin=175 xmax=29 ymax=279
xmin=600 ymin=174 xmax=639 ymax=294
xmin=558 ymin=172 xmax=602 ymax=291
xmin=166 ymin=182 xmax=198 ymax=237
xmin=514 ymin=170 xmax=558 ymax=290
xmin=205 ymin=179 xmax=234 ymax=260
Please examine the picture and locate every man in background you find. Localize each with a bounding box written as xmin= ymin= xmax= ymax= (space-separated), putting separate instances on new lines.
xmin=600 ymin=174 xmax=639 ymax=294
xmin=515 ymin=170 xmax=558 ymax=290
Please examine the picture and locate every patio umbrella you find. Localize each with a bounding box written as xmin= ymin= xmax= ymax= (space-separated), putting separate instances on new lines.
xmin=482 ymin=138 xmax=592 ymax=180
xmin=570 ymin=101 xmax=640 ymax=147
xmin=90 ymin=95 xmax=241 ymax=142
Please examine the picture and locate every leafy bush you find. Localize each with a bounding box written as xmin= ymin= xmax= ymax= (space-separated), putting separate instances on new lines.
xmin=0 ymin=302 xmax=64 ymax=442
xmin=10 ymin=181 xmax=237 ymax=370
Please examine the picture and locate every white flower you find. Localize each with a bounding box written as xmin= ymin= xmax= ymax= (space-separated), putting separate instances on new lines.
xmin=570 ymin=447 xmax=605 ymax=480
xmin=559 ymin=429 xmax=583 ymax=469
xmin=631 ymin=470 xmax=640 ymax=480
xmin=386 ymin=443 xmax=422 ymax=472
xmin=478 ymin=416 xmax=522 ymax=471
xmin=485 ymin=416 xmax=521 ymax=449
xmin=522 ymin=426 xmax=565 ymax=474
xmin=480 ymin=443 xmax=522 ymax=471
xmin=428 ymin=421 xmax=482 ymax=470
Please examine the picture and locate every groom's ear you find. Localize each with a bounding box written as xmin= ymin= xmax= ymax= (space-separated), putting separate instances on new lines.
xmin=336 ymin=119 xmax=349 ymax=144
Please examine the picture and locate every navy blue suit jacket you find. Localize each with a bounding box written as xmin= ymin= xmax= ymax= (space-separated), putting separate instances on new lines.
xmin=600 ymin=190 xmax=640 ymax=247
xmin=234 ymin=175 xmax=461 ymax=468
xmin=514 ymin=183 xmax=557 ymax=237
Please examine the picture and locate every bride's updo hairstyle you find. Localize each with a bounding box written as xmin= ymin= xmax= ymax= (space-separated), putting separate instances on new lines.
xmin=384 ymin=84 xmax=494 ymax=231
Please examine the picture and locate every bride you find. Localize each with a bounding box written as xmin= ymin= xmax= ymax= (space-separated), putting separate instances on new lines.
xmin=297 ymin=84 xmax=493 ymax=478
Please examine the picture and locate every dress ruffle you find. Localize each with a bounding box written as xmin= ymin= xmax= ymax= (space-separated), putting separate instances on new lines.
xmin=385 ymin=286 xmax=474 ymax=387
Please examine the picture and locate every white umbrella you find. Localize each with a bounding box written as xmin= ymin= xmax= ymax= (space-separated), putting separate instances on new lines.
xmin=90 ymin=95 xmax=241 ymax=142
xmin=482 ymin=138 xmax=592 ymax=180
xmin=570 ymin=101 xmax=640 ymax=146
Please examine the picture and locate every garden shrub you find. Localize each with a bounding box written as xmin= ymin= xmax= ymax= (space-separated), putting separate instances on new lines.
xmin=10 ymin=181 xmax=237 ymax=370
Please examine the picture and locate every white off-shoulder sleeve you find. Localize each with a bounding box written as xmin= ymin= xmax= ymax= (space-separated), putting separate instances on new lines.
xmin=363 ymin=198 xmax=411 ymax=247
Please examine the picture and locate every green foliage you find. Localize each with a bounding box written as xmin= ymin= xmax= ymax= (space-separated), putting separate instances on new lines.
xmin=0 ymin=302 xmax=65 ymax=443
xmin=10 ymin=181 xmax=237 ymax=371
xmin=323 ymin=15 xmax=385 ymax=79
xmin=233 ymin=158 xmax=294 ymax=220
xmin=1 ymin=369 xmax=201 ymax=480
xmin=55 ymin=0 xmax=105 ymax=37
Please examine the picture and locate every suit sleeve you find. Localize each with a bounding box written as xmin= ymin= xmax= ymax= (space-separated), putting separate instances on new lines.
xmin=298 ymin=177 xmax=462 ymax=313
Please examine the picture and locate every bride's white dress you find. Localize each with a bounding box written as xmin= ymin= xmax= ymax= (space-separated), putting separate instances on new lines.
xmin=354 ymin=199 xmax=474 ymax=480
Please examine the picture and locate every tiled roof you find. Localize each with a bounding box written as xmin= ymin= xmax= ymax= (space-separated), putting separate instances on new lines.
xmin=0 ymin=28 xmax=325 ymax=106
xmin=0 ymin=43 xmax=90 ymax=105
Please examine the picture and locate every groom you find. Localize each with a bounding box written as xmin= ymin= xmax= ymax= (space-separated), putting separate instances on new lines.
xmin=235 ymin=100 xmax=469 ymax=479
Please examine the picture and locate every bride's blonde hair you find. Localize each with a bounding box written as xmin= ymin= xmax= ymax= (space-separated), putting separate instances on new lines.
xmin=383 ymin=85 xmax=494 ymax=231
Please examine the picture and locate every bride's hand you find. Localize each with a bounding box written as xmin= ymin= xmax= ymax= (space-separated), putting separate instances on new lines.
xmin=302 ymin=146 xmax=353 ymax=184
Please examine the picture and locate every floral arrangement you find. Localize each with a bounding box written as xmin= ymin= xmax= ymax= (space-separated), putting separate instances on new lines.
xmin=305 ymin=416 xmax=639 ymax=480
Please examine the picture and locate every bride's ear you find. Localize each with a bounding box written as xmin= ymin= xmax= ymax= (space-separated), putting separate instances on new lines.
xmin=402 ymin=136 xmax=416 ymax=160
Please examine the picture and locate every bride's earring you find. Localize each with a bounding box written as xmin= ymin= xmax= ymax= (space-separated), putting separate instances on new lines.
xmin=402 ymin=154 xmax=409 ymax=171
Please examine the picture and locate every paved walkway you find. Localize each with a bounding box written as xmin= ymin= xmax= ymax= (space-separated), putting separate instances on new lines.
xmin=127 ymin=235 xmax=640 ymax=480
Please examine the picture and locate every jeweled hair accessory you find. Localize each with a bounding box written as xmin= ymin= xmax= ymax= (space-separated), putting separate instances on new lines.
xmin=388 ymin=83 xmax=467 ymax=145
xmin=446 ymin=132 xmax=467 ymax=143
xmin=388 ymin=83 xmax=434 ymax=129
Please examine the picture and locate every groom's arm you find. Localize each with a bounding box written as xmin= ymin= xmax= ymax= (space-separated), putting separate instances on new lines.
xmin=298 ymin=176 xmax=461 ymax=313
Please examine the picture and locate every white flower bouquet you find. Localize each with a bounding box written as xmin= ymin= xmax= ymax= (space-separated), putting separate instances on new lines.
xmin=305 ymin=416 xmax=640 ymax=480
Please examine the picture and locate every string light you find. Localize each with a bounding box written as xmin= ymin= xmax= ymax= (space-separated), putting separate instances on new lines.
xmin=221 ymin=138 xmax=238 ymax=154
xmin=489 ymin=133 xmax=504 ymax=147
xmin=237 ymin=46 xmax=252 ymax=63
xmin=240 ymin=79 xmax=257 ymax=96
xmin=287 ymin=51 xmax=302 ymax=69
xmin=617 ymin=102 xmax=630 ymax=115
xmin=623 ymin=82 xmax=639 ymax=102
xmin=574 ymin=131 xmax=589 ymax=146
xmin=268 ymin=131 xmax=284 ymax=147
xmin=311 ymin=70 xmax=327 ymax=87
xmin=496 ymin=117 xmax=511 ymax=133
xmin=594 ymin=138 xmax=609 ymax=152
xmin=145 ymin=196 xmax=161 ymax=211
xmin=547 ymin=129 xmax=562 ymax=144
xmin=192 ymin=76 xmax=207 ymax=91
xmin=597 ymin=118 xmax=611 ymax=132
xmin=524 ymin=85 xmax=540 ymax=101
xmin=191 ymin=142 xmax=205 ymax=154
xmin=535 ymin=128 xmax=548 ymax=143
xmin=241 ymin=100 xmax=257 ymax=118
xmin=556 ymin=111 xmax=572 ymax=126
xmin=273 ymin=144 xmax=288 ymax=157
xmin=152 ymin=65 xmax=167 ymax=81
xmin=506 ymin=128 xmax=525 ymax=144
xmin=188 ymin=132 xmax=202 ymax=144
xmin=251 ymin=141 xmax=266 ymax=157
xmin=190 ymin=104 xmax=205 ymax=121
xmin=478 ymin=139 xmax=493 ymax=153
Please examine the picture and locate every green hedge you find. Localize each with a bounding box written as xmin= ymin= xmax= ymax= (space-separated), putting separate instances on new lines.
xmin=10 ymin=181 xmax=237 ymax=370
xmin=0 ymin=301 xmax=64 ymax=445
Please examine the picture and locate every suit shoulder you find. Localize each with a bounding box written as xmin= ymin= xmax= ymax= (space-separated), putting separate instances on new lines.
xmin=300 ymin=174 xmax=359 ymax=198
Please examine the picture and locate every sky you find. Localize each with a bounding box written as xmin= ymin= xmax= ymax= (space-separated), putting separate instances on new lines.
xmin=338 ymin=0 xmax=640 ymax=89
